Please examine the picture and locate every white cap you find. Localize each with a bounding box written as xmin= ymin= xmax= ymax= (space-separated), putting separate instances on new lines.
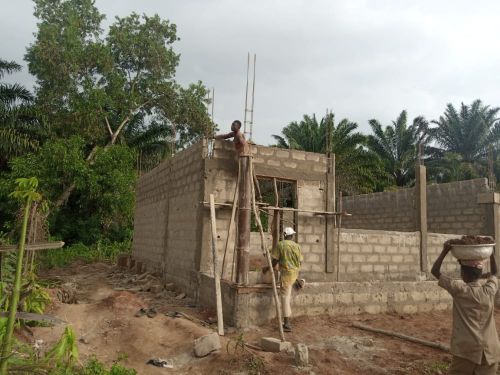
xmin=283 ymin=227 xmax=296 ymax=236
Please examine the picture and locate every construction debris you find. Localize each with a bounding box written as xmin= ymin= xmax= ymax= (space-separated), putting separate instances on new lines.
xmin=57 ymin=282 xmax=78 ymax=304
xmin=193 ymin=332 xmax=221 ymax=357
xmin=146 ymin=358 xmax=174 ymax=368
xmin=260 ymin=337 xmax=292 ymax=353
xmin=294 ymin=343 xmax=309 ymax=367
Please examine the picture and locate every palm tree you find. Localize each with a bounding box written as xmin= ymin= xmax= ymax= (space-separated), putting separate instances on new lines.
xmin=273 ymin=113 xmax=385 ymax=194
xmin=367 ymin=110 xmax=428 ymax=187
xmin=0 ymin=59 xmax=38 ymax=169
xmin=430 ymin=100 xmax=500 ymax=172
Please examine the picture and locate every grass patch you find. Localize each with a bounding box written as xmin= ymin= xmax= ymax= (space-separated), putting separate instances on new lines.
xmin=38 ymin=240 xmax=131 ymax=269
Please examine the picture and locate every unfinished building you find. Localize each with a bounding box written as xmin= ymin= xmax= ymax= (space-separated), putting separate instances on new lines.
xmin=131 ymin=139 xmax=500 ymax=327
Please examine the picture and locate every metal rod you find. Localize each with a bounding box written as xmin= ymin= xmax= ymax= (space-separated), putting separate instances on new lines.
xmin=243 ymin=53 xmax=250 ymax=136
xmin=211 ymin=87 xmax=215 ymax=123
xmin=249 ymin=54 xmax=256 ymax=141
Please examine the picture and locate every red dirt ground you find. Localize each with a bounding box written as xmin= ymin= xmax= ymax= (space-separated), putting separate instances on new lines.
xmin=21 ymin=262 xmax=500 ymax=374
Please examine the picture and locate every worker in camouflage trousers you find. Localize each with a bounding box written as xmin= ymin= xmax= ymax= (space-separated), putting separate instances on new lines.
xmin=432 ymin=241 xmax=500 ymax=375
xmin=271 ymin=226 xmax=303 ymax=332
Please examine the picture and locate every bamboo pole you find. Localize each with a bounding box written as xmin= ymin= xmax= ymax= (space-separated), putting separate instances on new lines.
xmin=209 ymin=194 xmax=224 ymax=336
xmin=203 ymin=202 xmax=349 ymax=216
xmin=221 ymin=162 xmax=241 ymax=280
xmin=272 ymin=178 xmax=280 ymax=250
xmin=352 ymin=322 xmax=450 ymax=352
xmin=249 ymin=160 xmax=285 ymax=341
xmin=336 ymin=191 xmax=343 ymax=281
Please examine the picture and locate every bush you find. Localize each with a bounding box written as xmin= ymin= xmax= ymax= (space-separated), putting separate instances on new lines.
xmin=39 ymin=240 xmax=131 ymax=269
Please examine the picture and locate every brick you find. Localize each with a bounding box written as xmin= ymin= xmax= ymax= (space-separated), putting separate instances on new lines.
xmin=291 ymin=152 xmax=306 ymax=160
xmin=261 ymin=337 xmax=292 ymax=352
xmin=267 ymin=159 xmax=281 ymax=167
xmin=276 ymin=150 xmax=290 ymax=159
xmin=392 ymin=255 xmax=403 ymax=263
xmin=360 ymin=264 xmax=373 ymax=272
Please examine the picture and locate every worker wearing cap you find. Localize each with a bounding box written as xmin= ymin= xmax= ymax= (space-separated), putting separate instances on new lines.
xmin=271 ymin=227 xmax=303 ymax=332
xmin=431 ymin=241 xmax=500 ymax=374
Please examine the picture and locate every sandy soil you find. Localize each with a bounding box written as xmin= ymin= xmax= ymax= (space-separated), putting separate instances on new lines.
xmin=20 ymin=262 xmax=500 ymax=374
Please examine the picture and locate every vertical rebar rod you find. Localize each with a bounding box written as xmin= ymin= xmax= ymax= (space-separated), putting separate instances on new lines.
xmin=249 ymin=54 xmax=256 ymax=141
xmin=243 ymin=53 xmax=250 ymax=136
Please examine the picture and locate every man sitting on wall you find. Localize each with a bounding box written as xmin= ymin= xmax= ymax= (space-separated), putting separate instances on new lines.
xmin=271 ymin=227 xmax=303 ymax=332
xmin=431 ymin=242 xmax=500 ymax=375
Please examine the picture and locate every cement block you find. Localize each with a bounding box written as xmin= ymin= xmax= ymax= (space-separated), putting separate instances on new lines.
xmin=261 ymin=337 xmax=292 ymax=352
xmin=294 ymin=343 xmax=309 ymax=367
xmin=194 ymin=332 xmax=221 ymax=357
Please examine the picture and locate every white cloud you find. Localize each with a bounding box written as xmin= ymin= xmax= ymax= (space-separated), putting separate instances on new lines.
xmin=1 ymin=0 xmax=500 ymax=144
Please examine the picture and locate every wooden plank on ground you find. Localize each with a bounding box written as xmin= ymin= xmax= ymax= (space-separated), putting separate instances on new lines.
xmin=0 ymin=311 xmax=66 ymax=325
xmin=0 ymin=241 xmax=65 ymax=253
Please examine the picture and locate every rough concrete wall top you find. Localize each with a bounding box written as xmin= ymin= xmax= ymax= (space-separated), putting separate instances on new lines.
xmin=209 ymin=140 xmax=328 ymax=181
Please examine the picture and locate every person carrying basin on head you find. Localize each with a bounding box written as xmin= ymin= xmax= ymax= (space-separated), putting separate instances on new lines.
xmin=432 ymin=240 xmax=500 ymax=375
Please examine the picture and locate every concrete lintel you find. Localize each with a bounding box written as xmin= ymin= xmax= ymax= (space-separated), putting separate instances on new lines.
xmin=477 ymin=192 xmax=500 ymax=204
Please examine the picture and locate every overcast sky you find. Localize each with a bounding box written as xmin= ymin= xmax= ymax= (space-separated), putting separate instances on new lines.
xmin=2 ymin=0 xmax=500 ymax=145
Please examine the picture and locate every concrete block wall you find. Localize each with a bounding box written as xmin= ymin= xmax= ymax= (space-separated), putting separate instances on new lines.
xmin=341 ymin=178 xmax=490 ymax=235
xmin=427 ymin=179 xmax=490 ymax=235
xmin=132 ymin=141 xmax=205 ymax=293
xmin=198 ymin=276 xmax=453 ymax=327
xmin=337 ymin=229 xmax=421 ymax=281
xmin=342 ymin=189 xmax=416 ymax=231
xmin=427 ymin=232 xmax=462 ymax=276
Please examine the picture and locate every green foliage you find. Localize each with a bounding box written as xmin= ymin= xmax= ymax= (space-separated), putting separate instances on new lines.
xmin=80 ymin=357 xmax=136 ymax=375
xmin=5 ymin=137 xmax=136 ymax=243
xmin=429 ymin=99 xmax=500 ymax=180
xmin=39 ymin=240 xmax=131 ymax=269
xmin=273 ymin=113 xmax=386 ymax=194
xmin=44 ymin=326 xmax=79 ymax=369
xmin=0 ymin=59 xmax=39 ymax=171
xmin=367 ymin=111 xmax=429 ymax=187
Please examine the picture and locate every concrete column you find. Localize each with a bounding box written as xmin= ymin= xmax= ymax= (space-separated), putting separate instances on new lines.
xmin=325 ymin=154 xmax=336 ymax=274
xmin=415 ymin=164 xmax=428 ymax=273
xmin=478 ymin=192 xmax=500 ymax=270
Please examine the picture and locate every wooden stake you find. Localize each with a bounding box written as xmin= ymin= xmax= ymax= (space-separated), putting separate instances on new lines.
xmin=209 ymin=194 xmax=224 ymax=336
xmin=352 ymin=322 xmax=450 ymax=352
xmin=221 ymin=162 xmax=241 ymax=280
xmin=272 ymin=178 xmax=280 ymax=250
xmin=249 ymin=160 xmax=285 ymax=341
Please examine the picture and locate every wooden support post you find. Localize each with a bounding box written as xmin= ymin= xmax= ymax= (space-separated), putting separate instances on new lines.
xmin=352 ymin=322 xmax=449 ymax=352
xmin=236 ymin=156 xmax=252 ymax=285
xmin=415 ymin=164 xmax=428 ymax=273
xmin=326 ymin=154 xmax=336 ymax=273
xmin=249 ymin=161 xmax=285 ymax=341
xmin=221 ymin=163 xmax=241 ymax=280
xmin=209 ymin=194 xmax=224 ymax=336
xmin=336 ymin=191 xmax=343 ymax=281
xmin=272 ymin=178 xmax=280 ymax=250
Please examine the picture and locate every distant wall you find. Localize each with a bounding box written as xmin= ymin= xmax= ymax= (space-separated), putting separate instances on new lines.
xmin=342 ymin=189 xmax=416 ymax=232
xmin=427 ymin=179 xmax=490 ymax=235
xmin=341 ymin=178 xmax=490 ymax=235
